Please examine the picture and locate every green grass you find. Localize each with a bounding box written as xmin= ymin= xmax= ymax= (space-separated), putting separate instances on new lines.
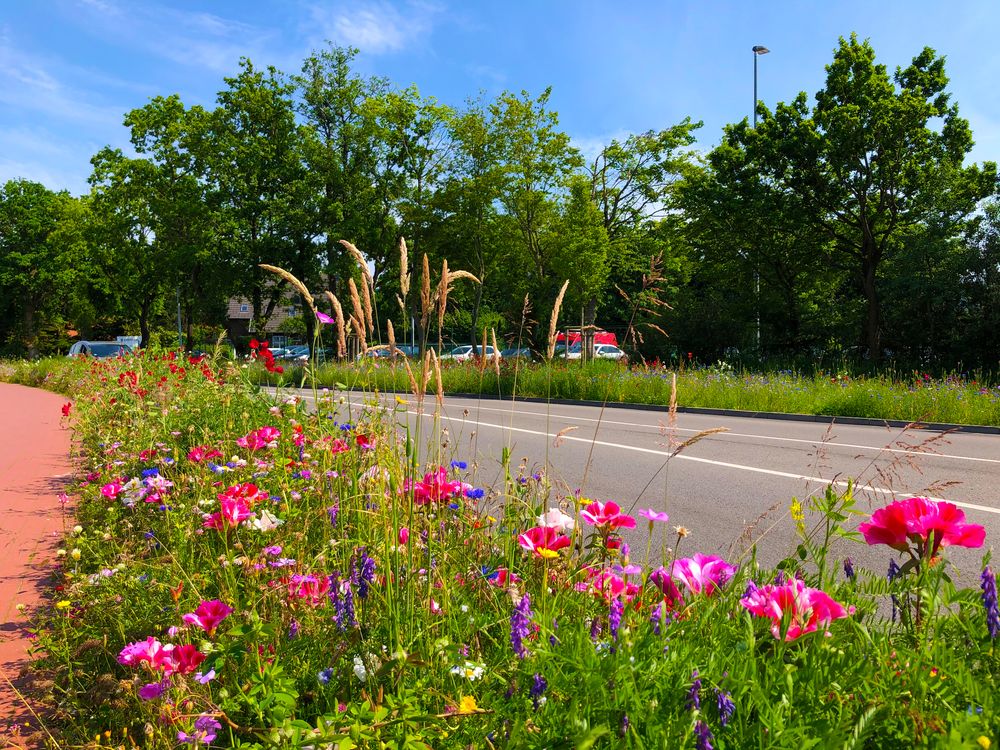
xmin=260 ymin=358 xmax=1000 ymax=426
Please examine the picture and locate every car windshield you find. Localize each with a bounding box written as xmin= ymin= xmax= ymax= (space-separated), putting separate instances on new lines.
xmin=90 ymin=343 xmax=131 ymax=357
xmin=451 ymin=346 xmax=472 ymax=355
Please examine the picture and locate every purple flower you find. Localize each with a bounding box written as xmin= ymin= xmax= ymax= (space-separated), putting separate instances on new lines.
xmin=686 ymin=670 xmax=701 ymax=711
xmin=529 ymin=673 xmax=547 ymax=711
xmin=590 ymin=616 xmax=602 ymax=643
xmin=716 ymin=689 xmax=735 ymax=726
xmin=178 ymin=714 xmax=221 ymax=745
xmin=888 ymin=558 xmax=902 ymax=622
xmin=609 ymin=597 xmax=623 ymax=641
xmin=194 ymin=669 xmax=216 ymax=684
xmin=694 ymin=720 xmax=714 ymax=750
xmin=650 ymin=602 xmax=664 ymax=636
xmin=620 ymin=713 xmax=630 ymax=737
xmin=843 ymin=557 xmax=855 ymax=581
xmin=288 ymin=619 xmax=300 ymax=640
xmin=982 ymin=566 xmax=1000 ymax=639
xmin=510 ymin=594 xmax=532 ymax=659
xmin=352 ymin=549 xmax=376 ymax=600
xmin=139 ymin=679 xmax=169 ymax=701
xmin=327 ymin=504 xmax=339 ymax=527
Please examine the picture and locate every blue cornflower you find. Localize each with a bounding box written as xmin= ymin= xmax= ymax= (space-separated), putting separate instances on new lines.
xmin=450 ymin=460 xmax=467 ymax=470
xmin=339 ymin=422 xmax=353 ymax=432
xmin=981 ymin=566 xmax=999 ymax=639
xmin=318 ymin=668 xmax=334 ymax=685
xmin=510 ymin=594 xmax=532 ymax=659
xmin=465 ymin=487 xmax=485 ymax=500
xmin=141 ymin=467 xmax=159 ymax=478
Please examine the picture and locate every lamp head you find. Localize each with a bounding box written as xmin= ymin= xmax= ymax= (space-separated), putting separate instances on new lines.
xmin=752 ymin=45 xmax=770 ymax=55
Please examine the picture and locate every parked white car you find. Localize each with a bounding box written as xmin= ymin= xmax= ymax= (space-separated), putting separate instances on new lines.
xmin=565 ymin=343 xmax=627 ymax=361
xmin=440 ymin=345 xmax=496 ymax=362
xmin=67 ymin=341 xmax=134 ymax=358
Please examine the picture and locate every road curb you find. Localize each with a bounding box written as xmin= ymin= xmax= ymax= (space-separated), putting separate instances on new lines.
xmin=272 ymin=385 xmax=1000 ymax=435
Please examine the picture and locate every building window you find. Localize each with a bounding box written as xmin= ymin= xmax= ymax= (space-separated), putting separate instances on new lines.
xmin=239 ymin=304 xmax=249 ymax=313
xmin=287 ymin=306 xmax=297 ymax=316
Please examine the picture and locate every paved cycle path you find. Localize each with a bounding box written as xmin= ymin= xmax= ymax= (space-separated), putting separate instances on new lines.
xmin=0 ymin=383 xmax=74 ymax=747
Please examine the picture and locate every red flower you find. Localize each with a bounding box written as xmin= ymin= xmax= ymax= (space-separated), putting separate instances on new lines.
xmin=858 ymin=497 xmax=985 ymax=558
xmin=61 ymin=402 xmax=72 ymax=417
xmin=517 ymin=526 xmax=572 ymax=559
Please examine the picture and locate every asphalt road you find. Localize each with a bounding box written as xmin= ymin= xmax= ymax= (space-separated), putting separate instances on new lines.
xmin=273 ymin=387 xmax=1000 ymax=582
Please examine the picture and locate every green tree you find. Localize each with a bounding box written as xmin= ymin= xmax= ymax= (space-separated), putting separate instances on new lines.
xmin=0 ymin=180 xmax=90 ymax=355
xmin=740 ymin=35 xmax=996 ymax=359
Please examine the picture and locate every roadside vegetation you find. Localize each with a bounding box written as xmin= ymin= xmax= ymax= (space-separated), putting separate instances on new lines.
xmin=2 ymin=351 xmax=999 ymax=748
xmin=249 ymin=358 xmax=1000 ymax=427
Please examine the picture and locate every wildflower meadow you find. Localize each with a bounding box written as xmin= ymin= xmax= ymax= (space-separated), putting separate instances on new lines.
xmin=4 ymin=350 xmax=1000 ymax=749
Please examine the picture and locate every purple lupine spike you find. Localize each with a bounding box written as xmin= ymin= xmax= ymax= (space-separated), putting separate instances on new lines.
xmin=510 ymin=594 xmax=532 ymax=659
xmin=609 ymin=598 xmax=624 ymax=641
xmin=529 ymin=673 xmax=547 ymax=711
xmin=716 ymin=689 xmax=735 ymax=726
xmin=694 ymin=720 xmax=714 ymax=750
xmin=982 ymin=566 xmax=1000 ymax=639
xmin=686 ymin=669 xmax=702 ymax=711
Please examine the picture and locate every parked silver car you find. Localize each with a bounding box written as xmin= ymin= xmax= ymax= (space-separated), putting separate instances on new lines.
xmin=67 ymin=341 xmax=133 ymax=358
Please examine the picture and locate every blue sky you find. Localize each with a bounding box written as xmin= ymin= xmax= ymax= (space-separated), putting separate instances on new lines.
xmin=3 ymin=0 xmax=999 ymax=196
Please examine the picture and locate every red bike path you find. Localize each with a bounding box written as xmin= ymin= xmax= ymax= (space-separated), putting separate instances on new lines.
xmin=0 ymin=383 xmax=74 ymax=747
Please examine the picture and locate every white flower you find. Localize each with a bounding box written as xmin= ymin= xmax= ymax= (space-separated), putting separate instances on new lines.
xmin=251 ymin=510 xmax=284 ymax=532
xmin=352 ymin=656 xmax=368 ymax=681
xmin=537 ymin=508 xmax=575 ymax=533
xmin=450 ymin=661 xmax=485 ymax=681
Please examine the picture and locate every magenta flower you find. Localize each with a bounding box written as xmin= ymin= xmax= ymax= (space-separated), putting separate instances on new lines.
xmin=202 ymin=496 xmax=255 ymax=530
xmin=139 ymin=679 xmax=170 ymax=701
xmin=182 ymin=599 xmax=233 ymax=637
xmin=638 ymin=508 xmax=670 ymax=524
xmin=517 ymin=526 xmax=572 ymax=559
xmin=580 ymin=500 xmax=636 ymax=530
xmin=236 ymin=426 xmax=281 ymax=451
xmin=648 ymin=567 xmax=684 ymax=607
xmin=316 ymin=310 xmax=335 ymax=324
xmin=741 ymin=578 xmax=854 ymax=641
xmin=857 ymin=497 xmax=985 ymax=558
xmin=118 ymin=636 xmax=172 ymax=669
xmin=406 ymin=467 xmax=464 ymax=505
xmin=671 ymin=554 xmax=737 ymax=596
xmin=398 ymin=527 xmax=410 ymax=545
xmin=100 ymin=482 xmax=122 ymax=500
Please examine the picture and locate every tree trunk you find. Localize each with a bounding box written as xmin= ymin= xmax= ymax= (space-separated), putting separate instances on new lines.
xmin=23 ymin=300 xmax=38 ymax=358
xmin=139 ymin=298 xmax=152 ymax=349
xmin=860 ymin=254 xmax=880 ymax=360
xmin=470 ymin=283 xmax=484 ymax=348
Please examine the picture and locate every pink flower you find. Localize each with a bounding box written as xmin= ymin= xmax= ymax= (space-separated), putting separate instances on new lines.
xmin=741 ymin=579 xmax=854 ymax=641
xmin=580 ymin=500 xmax=636 ymax=530
xmin=187 ymin=445 xmax=223 ymax=463
xmin=202 ymin=496 xmax=255 ymax=530
xmin=648 ymin=567 xmax=684 ymax=607
xmin=330 ymin=438 xmax=349 ymax=455
xmin=118 ymin=636 xmax=171 ymax=669
xmin=858 ymin=497 xmax=985 ymax=558
xmin=316 ymin=311 xmax=335 ymax=324
xmin=407 ymin=467 xmax=464 ymax=505
xmin=139 ymin=679 xmax=169 ymax=701
xmin=219 ymin=482 xmax=267 ymax=505
xmin=486 ymin=567 xmax=520 ymax=588
xmin=517 ymin=526 xmax=572 ymax=559
xmin=588 ymin=570 xmax=642 ymax=602
xmin=181 ymin=600 xmax=233 ymax=637
xmin=100 ymin=482 xmax=122 ymax=500
xmin=638 ymin=508 xmax=670 ymax=524
xmin=671 ymin=554 xmax=736 ymax=596
xmin=398 ymin=527 xmax=410 ymax=545
xmin=286 ymin=574 xmax=331 ymax=606
xmin=236 ymin=426 xmax=281 ymax=451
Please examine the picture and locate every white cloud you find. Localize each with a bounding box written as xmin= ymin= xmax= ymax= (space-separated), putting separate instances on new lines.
xmin=306 ymin=1 xmax=441 ymax=55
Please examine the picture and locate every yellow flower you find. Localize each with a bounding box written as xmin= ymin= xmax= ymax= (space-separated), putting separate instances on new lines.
xmin=55 ymin=600 xmax=71 ymax=610
xmin=457 ymin=695 xmax=478 ymax=714
xmin=790 ymin=498 xmax=805 ymax=535
xmin=538 ymin=548 xmax=560 ymax=560
xmin=395 ymin=395 xmax=408 ymax=405
xmin=977 ymin=737 xmax=991 ymax=750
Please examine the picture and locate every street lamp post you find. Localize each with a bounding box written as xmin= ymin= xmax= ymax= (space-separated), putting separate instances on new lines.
xmin=752 ymin=45 xmax=768 ymax=357
xmin=752 ymin=45 xmax=769 ymax=127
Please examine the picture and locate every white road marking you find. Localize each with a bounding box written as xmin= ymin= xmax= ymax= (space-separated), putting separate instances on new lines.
xmin=439 ymin=400 xmax=1000 ymax=465
xmin=409 ymin=409 xmax=1000 ymax=518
